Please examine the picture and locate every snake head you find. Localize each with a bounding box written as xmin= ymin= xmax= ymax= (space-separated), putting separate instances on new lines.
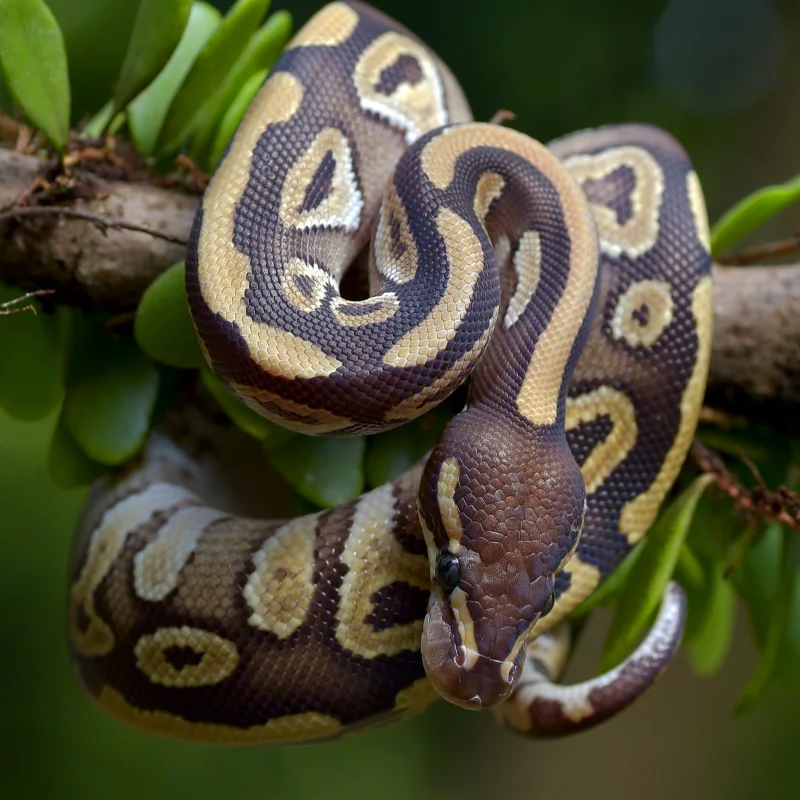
xmin=418 ymin=410 xmax=585 ymax=709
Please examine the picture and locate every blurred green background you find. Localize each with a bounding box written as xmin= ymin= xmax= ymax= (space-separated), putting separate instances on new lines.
xmin=2 ymin=0 xmax=800 ymax=798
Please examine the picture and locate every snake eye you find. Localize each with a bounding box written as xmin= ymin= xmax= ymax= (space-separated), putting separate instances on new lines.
xmin=435 ymin=551 xmax=460 ymax=592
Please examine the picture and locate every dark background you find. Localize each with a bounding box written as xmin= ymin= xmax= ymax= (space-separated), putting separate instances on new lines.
xmin=2 ymin=1 xmax=799 ymax=798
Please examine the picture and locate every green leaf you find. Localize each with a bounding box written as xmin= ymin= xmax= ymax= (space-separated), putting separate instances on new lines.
xmin=735 ymin=524 xmax=797 ymax=714
xmin=0 ymin=285 xmax=64 ymax=421
xmin=134 ymin=261 xmax=205 ymax=369
xmin=63 ymin=336 xmax=160 ymax=465
xmin=48 ymin=414 xmax=108 ymax=489
xmin=156 ymin=0 xmax=271 ymax=155
xmin=599 ymin=474 xmax=714 ymax=672
xmin=734 ymin=521 xmax=780 ymax=648
xmin=711 ymin=174 xmax=800 ymax=257
xmin=80 ymin=100 xmax=127 ymax=140
xmin=0 ymin=0 xmax=70 ymax=150
xmin=206 ymin=68 xmax=267 ymax=170
xmin=685 ymin=563 xmax=736 ymax=676
xmin=200 ymin=368 xmax=294 ymax=447
xmin=114 ymin=0 xmax=193 ymax=113
xmin=189 ymin=9 xmax=292 ymax=168
xmin=776 ymin=569 xmax=800 ymax=689
xmin=365 ymin=410 xmax=449 ymax=488
xmin=568 ymin=539 xmax=645 ymax=619
xmin=266 ymin=435 xmax=365 ymax=508
xmin=128 ymin=2 xmax=222 ymax=156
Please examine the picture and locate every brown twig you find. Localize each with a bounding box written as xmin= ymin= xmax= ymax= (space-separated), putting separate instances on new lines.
xmin=717 ymin=232 xmax=800 ymax=265
xmin=690 ymin=439 xmax=800 ymax=533
xmin=0 ymin=289 xmax=55 ymax=317
xmin=489 ymin=109 xmax=517 ymax=126
xmin=0 ymin=204 xmax=189 ymax=247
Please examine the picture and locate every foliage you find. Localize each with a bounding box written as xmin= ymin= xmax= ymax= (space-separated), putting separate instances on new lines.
xmin=0 ymin=0 xmax=799 ymax=745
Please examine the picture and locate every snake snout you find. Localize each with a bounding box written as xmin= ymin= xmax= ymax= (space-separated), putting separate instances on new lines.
xmin=421 ymin=592 xmax=529 ymax=709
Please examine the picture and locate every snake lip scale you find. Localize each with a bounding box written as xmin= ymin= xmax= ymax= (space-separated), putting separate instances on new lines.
xmin=68 ymin=0 xmax=713 ymax=743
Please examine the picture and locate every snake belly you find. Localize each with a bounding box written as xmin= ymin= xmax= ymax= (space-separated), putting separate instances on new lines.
xmin=67 ymin=0 xmax=713 ymax=743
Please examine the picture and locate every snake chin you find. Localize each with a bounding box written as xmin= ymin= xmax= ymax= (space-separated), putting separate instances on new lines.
xmin=421 ymin=583 xmax=533 ymax=710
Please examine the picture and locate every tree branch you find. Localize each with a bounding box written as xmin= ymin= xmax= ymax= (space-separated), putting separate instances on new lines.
xmin=1 ymin=148 xmax=799 ymax=413
xmin=0 ymin=149 xmax=197 ymax=308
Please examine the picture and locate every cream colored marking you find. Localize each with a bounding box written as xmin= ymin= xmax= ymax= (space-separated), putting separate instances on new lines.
xmin=493 ymin=235 xmax=511 ymax=270
xmin=374 ymin=186 xmax=418 ymax=284
xmin=473 ymin=171 xmax=505 ymax=219
xmin=287 ymin=2 xmax=358 ymax=48
xmin=419 ymin=513 xmax=438 ymax=581
xmin=383 ymin=207 xmax=485 ymax=368
xmin=436 ymin=457 xmax=463 ymax=553
xmin=565 ymin=387 xmax=638 ymax=494
xmin=280 ymin=126 xmax=363 ymax=231
xmin=526 ymin=624 xmax=572 ymax=680
xmin=280 ymin=259 xmax=337 ymax=314
xmin=133 ymin=507 xmax=228 ymax=602
xmin=504 ymin=230 xmax=542 ymax=328
xmin=229 ymin=381 xmax=353 ymax=434
xmin=384 ymin=316 xmax=495 ymax=421
xmin=562 ymin=146 xmax=664 ymax=258
xmin=134 ymin=626 xmax=239 ymax=688
xmin=534 ymin=556 xmax=601 ymax=634
xmin=418 ymin=126 xmax=598 ymax=424
xmin=243 ymin=326 xmax=342 ymax=380
xmin=450 ymin=586 xmax=479 ymax=670
xmin=336 ymin=485 xmax=429 ymax=659
xmin=244 ymin=516 xmax=317 ymax=639
xmin=686 ymin=171 xmax=711 ymax=252
xmin=69 ymin=483 xmax=196 ymax=657
xmin=611 ymin=279 xmax=674 ymax=348
xmin=99 ymin=686 xmax=344 ymax=744
xmin=197 ymin=73 xmax=340 ymax=381
xmin=198 ymin=71 xmax=302 ymax=323
xmin=354 ymin=32 xmax=446 ymax=143
xmin=500 ymin=633 xmax=528 ymax=684
xmin=619 ymin=275 xmax=713 ymax=540
xmin=331 ymin=292 xmax=400 ymax=327
xmin=393 ymin=677 xmax=440 ymax=717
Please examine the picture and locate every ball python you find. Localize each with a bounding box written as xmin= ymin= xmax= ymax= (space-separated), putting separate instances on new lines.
xmin=68 ymin=0 xmax=713 ymax=742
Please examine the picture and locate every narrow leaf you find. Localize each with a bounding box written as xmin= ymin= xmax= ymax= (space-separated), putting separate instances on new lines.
xmin=569 ymin=540 xmax=645 ymax=619
xmin=736 ymin=524 xmax=797 ymax=714
xmin=128 ymin=2 xmax=222 ymax=155
xmin=206 ymin=68 xmax=268 ymax=170
xmin=114 ymin=0 xmax=193 ymax=113
xmin=686 ymin=563 xmax=736 ymax=676
xmin=0 ymin=0 xmax=70 ymax=150
xmin=134 ymin=261 xmax=205 ymax=369
xmin=266 ymin=436 xmax=365 ymax=508
xmin=63 ymin=337 xmax=160 ymax=465
xmin=599 ymin=474 xmax=714 ymax=672
xmin=189 ymin=10 xmax=292 ymax=167
xmin=200 ymin=368 xmax=294 ymax=447
xmin=711 ymin=174 xmax=800 ymax=257
xmin=156 ymin=0 xmax=270 ymax=154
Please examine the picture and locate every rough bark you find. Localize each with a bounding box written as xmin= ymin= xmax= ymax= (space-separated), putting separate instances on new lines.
xmin=0 ymin=150 xmax=196 ymax=308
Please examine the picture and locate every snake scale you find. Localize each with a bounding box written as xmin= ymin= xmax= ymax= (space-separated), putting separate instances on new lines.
xmin=68 ymin=1 xmax=713 ymax=742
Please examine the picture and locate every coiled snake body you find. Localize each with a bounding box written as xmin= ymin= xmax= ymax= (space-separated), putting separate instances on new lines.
xmin=68 ymin=1 xmax=712 ymax=742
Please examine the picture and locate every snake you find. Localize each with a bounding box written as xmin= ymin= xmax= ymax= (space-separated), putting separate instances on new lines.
xmin=68 ymin=1 xmax=713 ymax=743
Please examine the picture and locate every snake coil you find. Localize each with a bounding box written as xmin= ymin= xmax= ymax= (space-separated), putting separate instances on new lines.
xmin=68 ymin=1 xmax=712 ymax=742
